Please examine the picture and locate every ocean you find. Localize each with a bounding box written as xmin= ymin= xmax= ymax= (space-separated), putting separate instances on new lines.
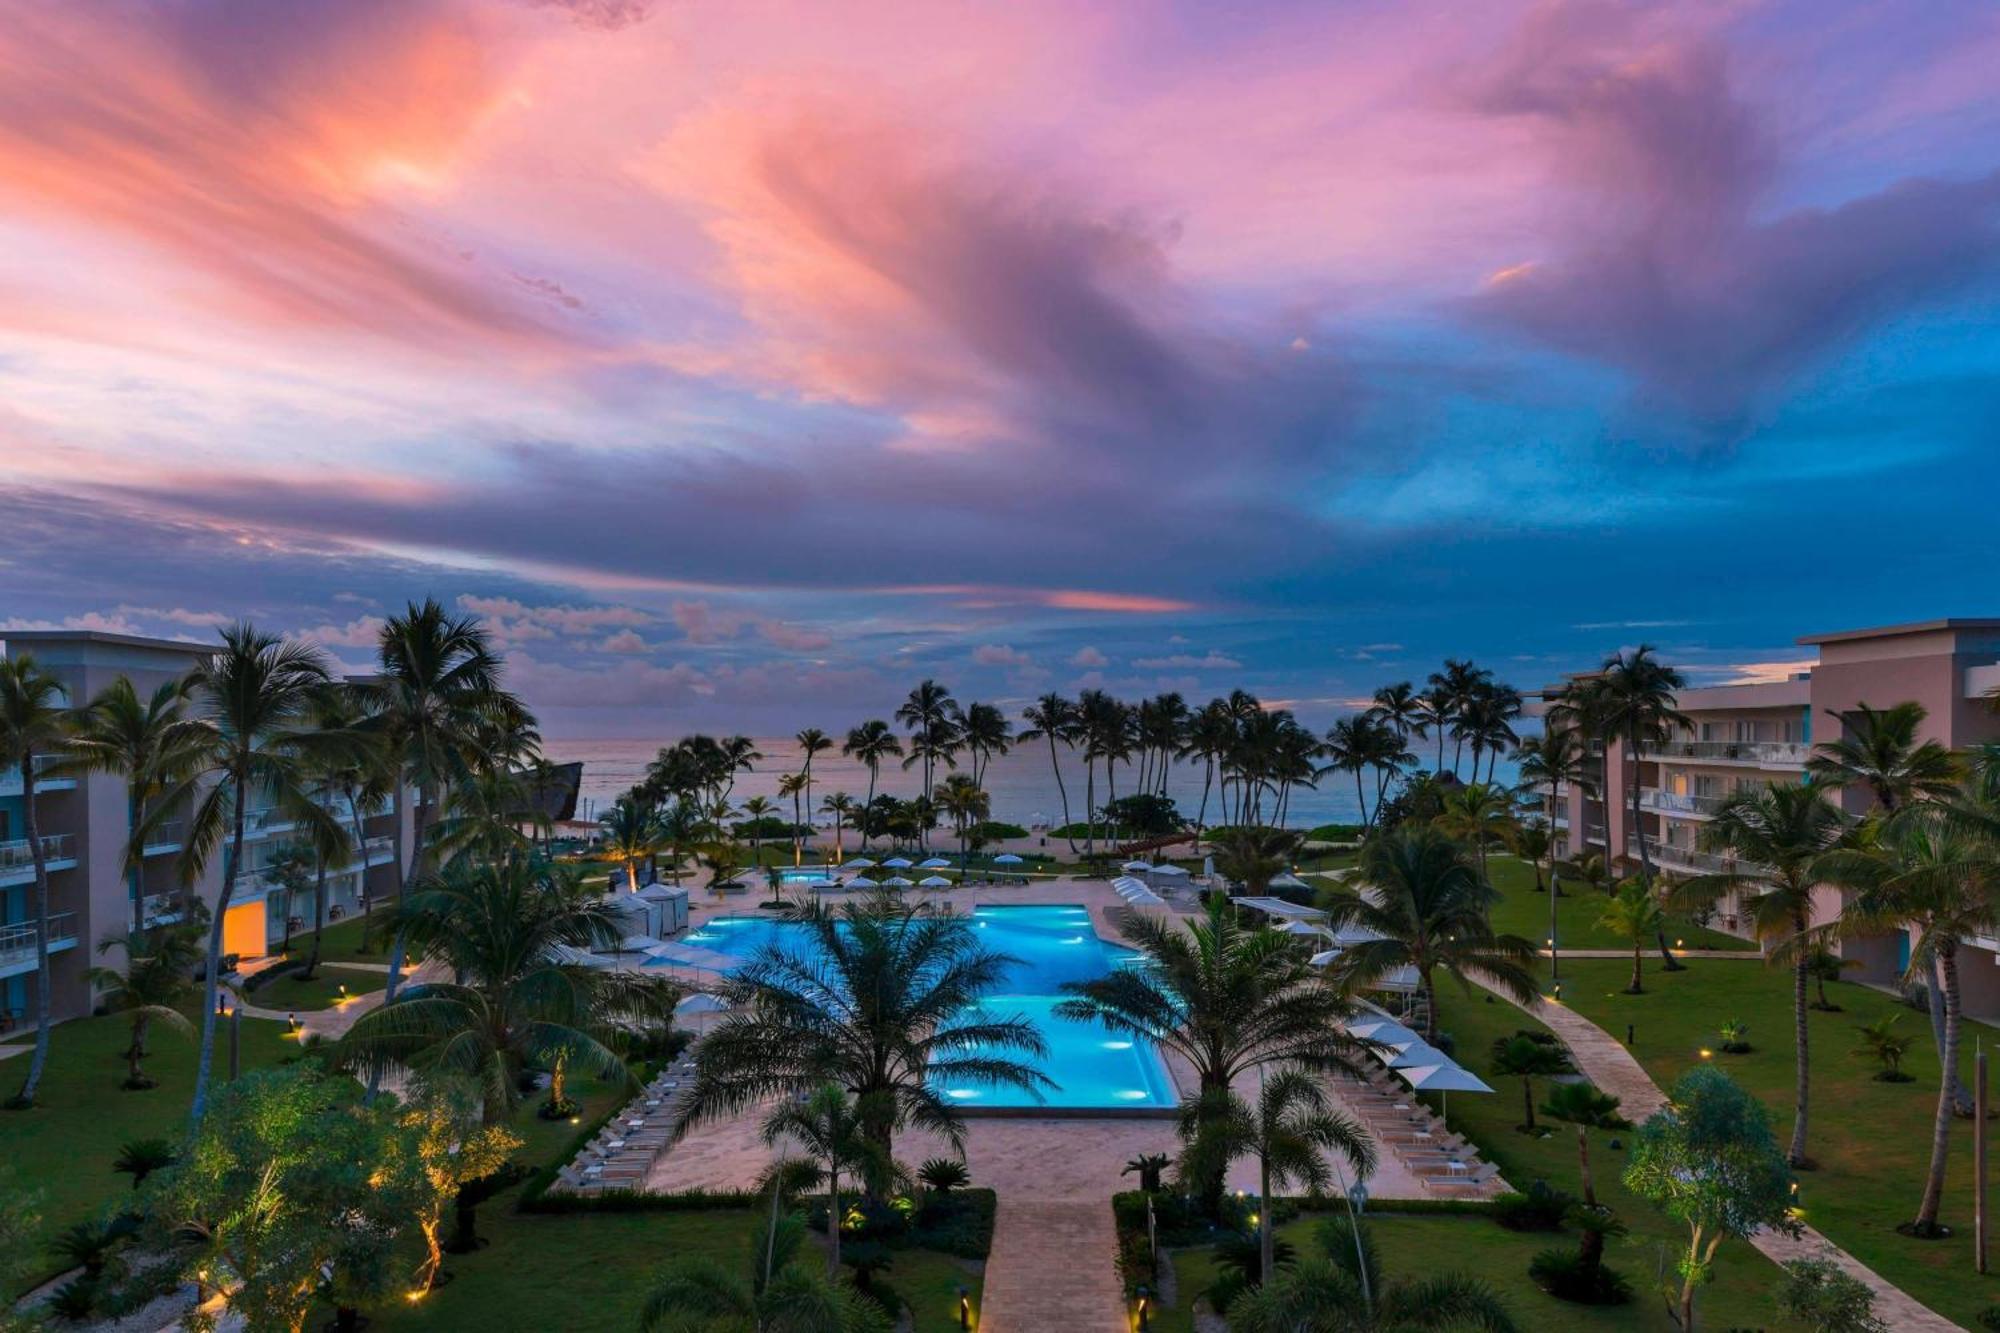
xmin=546 ymin=735 xmax=1520 ymax=829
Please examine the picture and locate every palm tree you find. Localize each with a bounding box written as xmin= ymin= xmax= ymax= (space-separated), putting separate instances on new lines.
xmin=65 ymin=675 xmax=206 ymax=933
xmin=760 ymin=1084 xmax=885 ymax=1275
xmin=1177 ymin=1070 xmax=1375 ymax=1283
xmin=1597 ymin=880 xmax=1665 ymax=994
xmin=1322 ymin=717 xmax=1376 ymax=830
xmin=741 ymin=795 xmax=779 ymax=863
xmin=1428 ymin=660 xmax=1492 ymax=778
xmin=1019 ymin=693 xmax=1083 ymax=852
xmin=1228 ymin=1215 xmax=1520 ymax=1332
xmin=361 ymin=600 xmax=501 ymax=1005
xmin=1514 ymin=724 xmax=1587 ymax=868
xmin=934 ymin=773 xmax=989 ymax=871
xmin=85 ymin=926 xmax=201 ymax=1089
xmin=1432 ymin=782 xmax=1515 ymax=875
xmin=895 ymin=680 xmax=958 ymax=803
xmin=1489 ymin=1032 xmax=1574 ymax=1132
xmin=1057 ymin=899 xmax=1357 ymax=1208
xmin=1181 ymin=699 xmax=1239 ymax=843
xmin=1076 ymin=690 xmax=1128 ymax=853
xmin=338 ymin=859 xmax=679 ymax=1123
xmin=601 ymin=795 xmax=665 ymax=893
xmin=1820 ymin=815 xmax=1999 ymax=1234
xmin=680 ymin=898 xmax=1048 ymax=1173
xmin=1415 ymin=685 xmax=1455 ymax=777
xmin=154 ymin=624 xmax=339 ymax=1124
xmin=1368 ymin=682 xmax=1426 ymax=753
xmin=1556 ymin=851 xmax=1614 ymax=897
xmin=639 ymin=1212 xmax=888 ymax=1333
xmin=295 ymin=683 xmax=383 ymax=973
xmin=840 ymin=722 xmax=902 ymax=850
xmin=795 ymin=727 xmax=833 ymax=847
xmin=658 ymin=799 xmax=707 ymax=886
xmin=1209 ymin=825 xmax=1302 ymax=897
xmin=1672 ymin=783 xmax=1848 ymax=1167
xmin=958 ymin=702 xmax=1012 ymax=792
xmin=819 ymin=792 xmax=855 ymax=865
xmin=1807 ymin=701 xmax=1960 ymax=813
xmin=778 ymin=773 xmax=809 ymax=865
xmin=0 ymin=654 xmax=74 ymax=1109
xmin=1324 ymin=826 xmax=1539 ymax=1041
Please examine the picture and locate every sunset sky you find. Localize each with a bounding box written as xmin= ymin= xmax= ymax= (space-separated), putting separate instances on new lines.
xmin=2 ymin=0 xmax=1997 ymax=734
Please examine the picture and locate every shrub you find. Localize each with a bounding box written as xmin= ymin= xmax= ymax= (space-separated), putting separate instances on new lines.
xmin=47 ymin=1277 xmax=98 ymax=1323
xmin=972 ymin=821 xmax=1029 ymax=841
xmin=1778 ymin=1257 xmax=1887 ymax=1332
xmin=1529 ymin=1248 xmax=1634 ymax=1305
xmin=1718 ymin=1018 xmax=1752 ymax=1055
xmin=48 ymin=1217 xmax=127 ymax=1278
xmin=1541 ymin=1081 xmax=1631 ymax=1129
xmin=918 ymin=1157 xmax=970 ymax=1195
xmin=1491 ymin=1179 xmax=1573 ymax=1232
xmin=1978 ymin=1306 xmax=2000 ymax=1331
xmin=111 ymin=1137 xmax=177 ymax=1189
xmin=241 ymin=956 xmax=311 ymax=993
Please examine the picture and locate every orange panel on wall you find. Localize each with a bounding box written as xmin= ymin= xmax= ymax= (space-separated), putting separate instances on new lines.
xmin=222 ymin=899 xmax=267 ymax=959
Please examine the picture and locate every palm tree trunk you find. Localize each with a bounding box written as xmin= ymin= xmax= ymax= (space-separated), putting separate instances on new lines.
xmin=1577 ymin=1125 xmax=1595 ymax=1207
xmin=1915 ymin=946 xmax=1962 ymax=1231
xmin=1923 ymin=954 xmax=1975 ymax=1115
xmin=1084 ymin=759 xmax=1096 ymax=858
xmin=828 ymin=1166 xmax=842 ymax=1275
xmin=1789 ymin=924 xmax=1810 ymax=1168
xmin=1522 ymin=1077 xmax=1535 ymax=1131
xmin=1194 ymin=759 xmax=1213 ymax=844
xmin=1049 ymin=737 xmax=1077 ymax=854
xmin=190 ymin=779 xmax=247 ymax=1125
xmin=127 ymin=793 xmax=144 ymax=937
xmin=1259 ymin=1154 xmax=1274 ymax=1284
xmin=12 ymin=760 xmax=54 ymax=1106
xmin=1354 ymin=769 xmax=1368 ymax=830
xmin=128 ymin=1014 xmax=150 ymax=1086
xmin=864 ymin=763 xmax=879 ymax=851
xmin=304 ymin=856 xmax=328 ymax=979
xmin=1628 ymin=746 xmax=1682 ymax=970
xmin=1629 ymin=942 xmax=1642 ymax=994
xmin=384 ymin=795 xmax=432 ymax=1005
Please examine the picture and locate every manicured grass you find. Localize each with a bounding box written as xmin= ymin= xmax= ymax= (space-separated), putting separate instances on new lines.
xmin=1484 ymin=855 xmax=1755 ymax=952
xmin=0 ymin=1006 xmax=298 ymax=1284
xmin=1555 ymin=955 xmax=2000 ymax=1327
xmin=243 ymin=964 xmax=386 ymax=1013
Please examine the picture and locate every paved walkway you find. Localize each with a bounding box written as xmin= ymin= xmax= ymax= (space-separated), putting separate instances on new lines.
xmin=981 ymin=1201 xmax=1127 ymax=1333
xmin=1491 ymin=983 xmax=1962 ymax=1332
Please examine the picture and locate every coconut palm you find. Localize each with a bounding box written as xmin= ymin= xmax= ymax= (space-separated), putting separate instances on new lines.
xmin=1057 ymin=899 xmax=1357 ymax=1207
xmin=1324 ymin=826 xmax=1538 ymax=1041
xmin=1807 ymin=701 xmax=1960 ymax=813
xmin=1597 ymin=880 xmax=1665 ymax=994
xmin=1181 ymin=699 xmax=1240 ymax=842
xmin=772 ymin=773 xmax=806 ymax=865
xmin=658 ymin=799 xmax=707 ymax=886
xmin=1672 ymin=783 xmax=1849 ymax=1167
xmin=430 ymin=762 xmax=535 ymax=870
xmin=65 ymin=675 xmax=207 ymax=933
xmin=1427 ymin=660 xmax=1493 ymax=778
xmin=1209 ymin=825 xmax=1302 ymax=897
xmin=1228 ymin=1214 xmax=1520 ymax=1332
xmin=1820 ymin=816 xmax=1999 ymax=1233
xmin=934 ymin=773 xmax=990 ymax=871
xmin=638 ymin=1212 xmax=889 ymax=1333
xmin=760 ymin=1084 xmax=886 ymax=1274
xmin=958 ymin=701 xmax=1012 ymax=792
xmin=338 ymin=859 xmax=679 ymax=1123
xmin=795 ymin=727 xmax=833 ymax=841
xmin=1489 ymin=1033 xmax=1574 ymax=1132
xmin=1415 ymin=685 xmax=1455 ymax=777
xmin=1177 ymin=1070 xmax=1375 ymax=1283
xmin=840 ymin=722 xmax=902 ymax=850
xmin=1019 ymin=694 xmax=1082 ymax=852
xmin=360 ymin=600 xmax=501 ymax=1005
xmin=1514 ymin=724 xmax=1587 ymax=874
xmin=1368 ymin=682 xmax=1426 ymax=752
xmin=0 ymin=654 xmax=75 ymax=1108
xmin=294 ymin=683 xmax=386 ymax=974
xmin=1556 ymin=851 xmax=1614 ymax=897
xmin=818 ymin=792 xmax=855 ymax=865
xmin=601 ymin=796 xmax=666 ymax=893
xmin=741 ymin=795 xmax=779 ymax=862
xmin=154 ymin=624 xmax=341 ymax=1124
xmin=1432 ymin=782 xmax=1515 ymax=875
xmin=85 ymin=925 xmax=202 ymax=1089
xmin=680 ymin=898 xmax=1048 ymax=1173
xmin=895 ymin=680 xmax=959 ymax=803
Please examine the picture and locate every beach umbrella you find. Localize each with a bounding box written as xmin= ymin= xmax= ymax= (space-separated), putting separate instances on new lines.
xmin=675 ymin=993 xmax=729 ymax=1015
xmin=1122 ymin=860 xmax=1155 ymax=872
xmin=1342 ymin=1017 xmax=1421 ymax=1047
xmin=1395 ymin=1061 xmax=1492 ymax=1118
xmin=848 ymin=876 xmax=881 ymax=889
xmin=883 ymin=875 xmax=914 ymax=887
xmin=1150 ymin=864 xmax=1190 ymax=878
xmin=1269 ymin=872 xmax=1310 ymax=890
xmin=882 ymin=856 xmax=914 ymax=869
xmin=918 ymin=857 xmax=951 ymax=869
xmin=1309 ymin=948 xmax=1343 ymax=967
xmin=839 ymin=858 xmax=876 ymax=871
xmin=993 ymin=853 xmax=1024 ymax=865
xmin=918 ymin=875 xmax=953 ymax=888
xmin=1278 ymin=920 xmax=1330 ymax=937
xmin=1383 ymin=1039 xmax=1451 ymax=1069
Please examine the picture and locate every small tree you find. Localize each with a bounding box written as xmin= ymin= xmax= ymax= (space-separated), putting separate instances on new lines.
xmin=1122 ymin=1153 xmax=1172 ymax=1194
xmin=85 ymin=924 xmax=201 ymax=1089
xmin=1490 ymin=1032 xmax=1574 ymax=1134
xmin=1776 ymin=1257 xmax=1887 ymax=1333
xmin=1852 ymin=1015 xmax=1916 ymax=1083
xmin=1597 ymin=880 xmax=1665 ymax=995
xmin=1623 ymin=1066 xmax=1798 ymax=1331
xmin=1804 ymin=947 xmax=1856 ymax=1011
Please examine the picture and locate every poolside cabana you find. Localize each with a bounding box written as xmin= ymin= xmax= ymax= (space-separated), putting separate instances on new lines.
xmin=1233 ymin=896 xmax=1327 ymax=923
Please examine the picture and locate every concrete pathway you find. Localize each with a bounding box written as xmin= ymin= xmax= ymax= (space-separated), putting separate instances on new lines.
xmin=1491 ymin=983 xmax=1962 ymax=1332
xmin=981 ymin=1201 xmax=1128 ymax=1333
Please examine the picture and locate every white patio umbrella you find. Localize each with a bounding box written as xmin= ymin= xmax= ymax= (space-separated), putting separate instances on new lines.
xmin=675 ymin=993 xmax=729 ymax=1014
xmin=882 ymin=856 xmax=914 ymax=869
xmin=616 ymin=933 xmax=664 ymax=955
xmin=1150 ymin=864 xmax=1190 ymax=878
xmin=1383 ymin=1038 xmax=1451 ymax=1069
xmin=1395 ymin=1061 xmax=1493 ymax=1118
xmin=918 ymin=856 xmax=951 ymax=869
xmin=839 ymin=858 xmax=876 ymax=871
xmin=918 ymin=875 xmax=953 ymax=888
xmin=1309 ymin=948 xmax=1343 ymax=967
xmin=993 ymin=853 xmax=1024 ymax=865
xmin=848 ymin=876 xmax=881 ymax=889
xmin=883 ymin=875 xmax=914 ymax=887
xmin=1122 ymin=860 xmax=1155 ymax=872
xmin=1279 ymin=920 xmax=1331 ymax=937
xmin=1342 ymin=1017 xmax=1421 ymax=1047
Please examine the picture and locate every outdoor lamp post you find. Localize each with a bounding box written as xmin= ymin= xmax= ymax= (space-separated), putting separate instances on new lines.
xmin=957 ymin=1285 xmax=972 ymax=1329
xmin=1135 ymin=1285 xmax=1151 ymax=1331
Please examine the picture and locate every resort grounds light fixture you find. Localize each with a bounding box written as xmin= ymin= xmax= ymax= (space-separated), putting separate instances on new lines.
xmin=957 ymin=1285 xmax=972 ymax=1329
xmin=1135 ymin=1285 xmax=1151 ymax=1332
xmin=1699 ymin=1048 xmax=1713 ymax=1060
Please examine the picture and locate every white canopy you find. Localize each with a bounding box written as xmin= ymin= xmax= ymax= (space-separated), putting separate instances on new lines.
xmin=1233 ymin=896 xmax=1327 ymax=922
xmin=918 ymin=875 xmax=953 ymax=887
xmin=675 ymin=993 xmax=729 ymax=1014
xmin=882 ymin=856 xmax=914 ymax=869
xmin=839 ymin=858 xmax=876 ymax=870
xmin=617 ymin=933 xmax=664 ymax=954
xmin=1280 ymin=920 xmax=1331 ymax=937
xmin=993 ymin=853 xmax=1024 ymax=865
xmin=883 ymin=875 xmax=914 ymax=887
xmin=918 ymin=857 xmax=951 ymax=869
xmin=1364 ymin=964 xmax=1422 ymax=993
xmin=644 ymin=940 xmax=738 ymax=972
xmin=1122 ymin=860 xmax=1155 ymax=872
xmin=1396 ymin=1063 xmax=1494 ymax=1094
xmin=848 ymin=876 xmax=881 ymax=889
xmin=1149 ymin=864 xmax=1190 ymax=878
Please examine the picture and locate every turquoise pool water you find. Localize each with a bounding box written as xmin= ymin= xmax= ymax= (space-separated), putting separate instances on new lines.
xmin=668 ymin=904 xmax=1175 ymax=1110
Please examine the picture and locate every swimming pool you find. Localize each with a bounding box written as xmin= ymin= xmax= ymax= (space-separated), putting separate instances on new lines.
xmin=666 ymin=904 xmax=1176 ymax=1112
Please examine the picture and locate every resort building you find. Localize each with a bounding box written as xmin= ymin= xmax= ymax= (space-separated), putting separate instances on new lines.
xmin=1547 ymin=618 xmax=2000 ymax=1006
xmin=0 ymin=630 xmax=412 ymax=1031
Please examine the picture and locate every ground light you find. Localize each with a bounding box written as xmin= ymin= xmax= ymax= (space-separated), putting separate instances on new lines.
xmin=957 ymin=1284 xmax=973 ymax=1329
xmin=1134 ymin=1284 xmax=1151 ymax=1332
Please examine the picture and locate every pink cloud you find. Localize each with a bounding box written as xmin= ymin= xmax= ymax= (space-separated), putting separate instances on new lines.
xmin=298 ymin=615 xmax=388 ymax=648
xmin=1069 ymin=646 xmax=1109 ymax=669
xmin=972 ymin=644 xmax=1032 ymax=668
xmin=598 ymin=628 xmax=651 ymax=653
xmin=670 ymin=599 xmax=830 ymax=653
xmin=1130 ymin=651 xmax=1242 ymax=671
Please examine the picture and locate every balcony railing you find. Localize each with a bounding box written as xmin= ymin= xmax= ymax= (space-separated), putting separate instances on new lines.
xmin=1583 ymin=822 xmax=1608 ymax=844
xmin=0 ymin=912 xmax=79 ymax=967
xmin=0 ymin=835 xmax=75 ymax=875
xmin=139 ymin=893 xmax=186 ymax=926
xmin=1642 ymin=739 xmax=1809 ymax=767
xmin=1628 ymin=836 xmax=1770 ymax=877
xmin=141 ymin=819 xmax=187 ymax=853
xmin=0 ymin=754 xmax=78 ymax=796
xmin=1639 ymin=789 xmax=1729 ymax=818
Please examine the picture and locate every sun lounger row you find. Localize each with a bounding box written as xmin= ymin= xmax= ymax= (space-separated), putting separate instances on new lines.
xmin=1334 ymin=1069 xmax=1504 ymax=1197
xmin=553 ymin=1051 xmax=701 ymax=1194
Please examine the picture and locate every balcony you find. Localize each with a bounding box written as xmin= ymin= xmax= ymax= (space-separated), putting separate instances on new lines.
xmin=1639 ymin=788 xmax=1729 ymax=819
xmin=139 ymin=892 xmax=187 ymax=927
xmin=0 ymin=754 xmax=78 ymax=797
xmin=0 ymin=912 xmax=80 ymax=979
xmin=0 ymin=835 xmax=77 ymax=886
xmin=1583 ymin=822 xmax=1607 ymax=845
xmin=1628 ymin=836 xmax=1770 ymax=878
xmin=141 ymin=819 xmax=187 ymax=855
xmin=1642 ymin=739 xmax=1808 ymax=768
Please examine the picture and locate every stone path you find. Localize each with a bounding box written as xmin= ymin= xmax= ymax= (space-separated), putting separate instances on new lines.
xmin=981 ymin=1201 xmax=1127 ymax=1333
xmin=1490 ymin=983 xmax=1963 ymax=1332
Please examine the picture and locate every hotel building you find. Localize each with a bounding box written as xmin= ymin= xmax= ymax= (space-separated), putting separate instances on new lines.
xmin=1548 ymin=618 xmax=2000 ymax=1011
xmin=0 ymin=630 xmax=411 ymax=1031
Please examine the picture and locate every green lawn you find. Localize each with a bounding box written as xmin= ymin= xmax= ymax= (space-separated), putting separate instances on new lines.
xmin=0 ymin=1006 xmax=299 ymax=1285
xmin=1484 ymin=855 xmax=1756 ymax=952
xmin=1554 ymin=955 xmax=2000 ymax=1328
xmin=244 ymin=963 xmax=387 ymax=1013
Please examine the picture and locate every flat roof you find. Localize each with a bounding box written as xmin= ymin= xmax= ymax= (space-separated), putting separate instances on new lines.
xmin=1 ymin=628 xmax=215 ymax=656
xmin=1799 ymin=618 xmax=2000 ymax=646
